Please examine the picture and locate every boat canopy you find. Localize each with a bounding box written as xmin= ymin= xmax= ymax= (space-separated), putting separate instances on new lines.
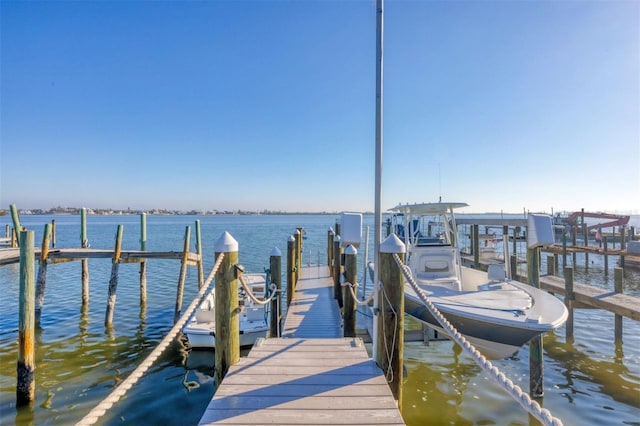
xmin=388 ymin=202 xmax=468 ymax=215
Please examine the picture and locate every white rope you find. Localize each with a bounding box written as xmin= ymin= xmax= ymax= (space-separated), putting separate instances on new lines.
xmin=341 ymin=281 xmax=376 ymax=306
xmin=238 ymin=274 xmax=278 ymax=306
xmin=392 ymin=253 xmax=563 ymax=426
xmin=75 ymin=253 xmax=226 ymax=426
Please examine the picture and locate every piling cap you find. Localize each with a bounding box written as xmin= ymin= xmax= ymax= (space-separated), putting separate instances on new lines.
xmin=380 ymin=233 xmax=406 ymax=253
xmin=328 ymin=226 xmax=334 ymax=234
xmin=333 ymin=234 xmax=341 ymax=242
xmin=270 ymin=246 xmax=282 ymax=257
xmin=344 ymin=244 xmax=357 ymax=255
xmin=288 ymin=235 xmax=296 ymax=242
xmin=214 ymin=231 xmax=238 ymax=252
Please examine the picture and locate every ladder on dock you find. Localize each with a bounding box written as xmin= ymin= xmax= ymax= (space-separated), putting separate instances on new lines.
xmin=198 ymin=266 xmax=405 ymax=425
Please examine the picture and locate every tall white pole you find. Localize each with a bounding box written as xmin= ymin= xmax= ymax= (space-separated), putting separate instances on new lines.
xmin=372 ymin=0 xmax=384 ymax=361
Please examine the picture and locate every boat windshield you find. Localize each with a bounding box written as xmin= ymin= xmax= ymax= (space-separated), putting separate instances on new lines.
xmin=392 ymin=210 xmax=459 ymax=248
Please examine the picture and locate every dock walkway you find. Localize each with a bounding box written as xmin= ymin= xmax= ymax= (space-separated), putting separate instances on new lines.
xmin=198 ymin=266 xmax=405 ymax=425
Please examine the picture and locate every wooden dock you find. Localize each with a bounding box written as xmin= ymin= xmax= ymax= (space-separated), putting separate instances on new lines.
xmin=0 ymin=247 xmax=199 ymax=266
xmin=198 ymin=266 xmax=405 ymax=425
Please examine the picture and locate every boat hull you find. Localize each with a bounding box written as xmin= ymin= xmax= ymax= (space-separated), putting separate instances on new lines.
xmin=183 ymin=322 xmax=268 ymax=349
xmin=404 ymin=292 xmax=544 ymax=359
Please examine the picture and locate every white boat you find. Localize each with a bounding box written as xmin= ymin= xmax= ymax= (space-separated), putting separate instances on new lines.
xmin=387 ymin=201 xmax=568 ymax=359
xmin=182 ymin=273 xmax=270 ymax=349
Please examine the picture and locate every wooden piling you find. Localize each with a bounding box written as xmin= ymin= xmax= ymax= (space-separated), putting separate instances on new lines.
xmin=472 ymin=224 xmax=479 ymax=268
xmin=527 ymin=246 xmax=544 ymax=397
xmin=333 ymin=235 xmax=343 ymax=306
xmin=295 ymin=228 xmax=303 ymax=270
xmin=327 ymin=228 xmax=334 ymax=267
xmin=139 ymin=213 xmax=147 ymax=305
xmin=343 ymin=245 xmax=357 ymax=337
xmin=269 ymin=247 xmax=282 ymax=338
xmin=17 ymin=230 xmax=35 ymax=406
xmin=376 ymin=234 xmax=405 ymax=407
xmin=51 ymin=219 xmax=56 ymax=248
xmin=105 ymin=225 xmax=124 ymax=327
xmin=195 ymin=220 xmax=204 ymax=288
xmin=562 ymin=231 xmax=567 ymax=267
xmin=510 ymin=254 xmax=518 ymax=280
xmin=286 ymin=235 xmax=295 ymax=307
xmin=603 ymin=235 xmax=609 ymax=272
xmin=35 ymin=224 xmax=52 ymax=325
xmin=546 ymin=255 xmax=556 ymax=276
xmin=564 ymin=266 xmax=574 ymax=341
xmin=174 ymin=226 xmax=191 ymax=324
xmin=614 ymin=267 xmax=623 ymax=342
xmin=10 ymin=204 xmax=22 ymax=247
xmin=214 ymin=232 xmax=240 ymax=383
xmin=80 ymin=208 xmax=90 ymax=305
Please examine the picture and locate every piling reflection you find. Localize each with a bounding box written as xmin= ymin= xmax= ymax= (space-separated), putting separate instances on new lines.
xmin=544 ymin=332 xmax=638 ymax=407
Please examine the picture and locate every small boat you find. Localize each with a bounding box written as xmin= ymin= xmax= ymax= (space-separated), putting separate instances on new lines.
xmin=182 ymin=273 xmax=270 ymax=349
xmin=387 ymin=202 xmax=568 ymax=359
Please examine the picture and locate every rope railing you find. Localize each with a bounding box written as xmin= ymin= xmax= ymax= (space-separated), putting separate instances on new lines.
xmin=238 ymin=272 xmax=278 ymax=306
xmin=391 ymin=253 xmax=563 ymax=426
xmin=341 ymin=281 xmax=377 ymax=306
xmin=75 ymin=253 xmax=226 ymax=426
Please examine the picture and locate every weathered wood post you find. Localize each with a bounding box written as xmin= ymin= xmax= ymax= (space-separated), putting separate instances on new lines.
xmin=195 ymin=220 xmax=204 ymax=288
xmin=376 ymin=234 xmax=405 ymax=407
xmin=472 ymin=224 xmax=480 ymax=268
xmin=105 ymin=225 xmax=124 ymax=327
xmin=327 ymin=227 xmax=334 ymax=267
xmin=546 ymin=255 xmax=556 ymax=276
xmin=270 ymin=247 xmax=282 ymax=337
xmin=80 ymin=208 xmax=90 ymax=305
xmin=51 ymin=219 xmax=56 ymax=248
xmin=17 ymin=230 xmax=35 ymax=406
xmin=619 ymin=227 xmax=627 ymax=268
xmin=562 ymin=230 xmax=567 ymax=267
xmin=510 ymin=254 xmax=518 ymax=280
xmin=35 ymin=224 xmax=52 ymax=325
xmin=139 ymin=212 xmax=147 ymax=305
xmin=603 ymin=234 xmax=609 ymax=272
xmin=564 ymin=266 xmax=574 ymax=341
xmin=295 ymin=228 xmax=303 ymax=271
xmin=10 ymin=204 xmax=22 ymax=247
xmin=527 ymin=246 xmax=544 ymax=397
xmin=174 ymin=226 xmax=191 ymax=324
xmin=333 ymin=235 xmax=343 ymax=306
xmin=614 ymin=267 xmax=623 ymax=342
xmin=286 ymin=235 xmax=295 ymax=306
xmin=572 ymin=224 xmax=577 ymax=266
xmin=343 ymin=244 xmax=357 ymax=337
xmin=214 ymin=232 xmax=240 ymax=383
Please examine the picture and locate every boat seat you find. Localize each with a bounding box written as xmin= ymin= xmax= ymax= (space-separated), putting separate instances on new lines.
xmin=412 ymin=246 xmax=461 ymax=291
xmin=195 ymin=308 xmax=215 ymax=323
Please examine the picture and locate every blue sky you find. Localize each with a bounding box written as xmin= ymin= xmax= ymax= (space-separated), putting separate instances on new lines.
xmin=1 ymin=0 xmax=638 ymax=214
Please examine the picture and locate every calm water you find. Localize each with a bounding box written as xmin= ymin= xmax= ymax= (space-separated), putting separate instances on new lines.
xmin=1 ymin=214 xmax=638 ymax=425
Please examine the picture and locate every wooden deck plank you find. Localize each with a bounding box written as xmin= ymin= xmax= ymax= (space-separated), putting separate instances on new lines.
xmin=199 ymin=266 xmax=405 ymax=425
xmin=200 ymin=408 xmax=405 ymax=425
